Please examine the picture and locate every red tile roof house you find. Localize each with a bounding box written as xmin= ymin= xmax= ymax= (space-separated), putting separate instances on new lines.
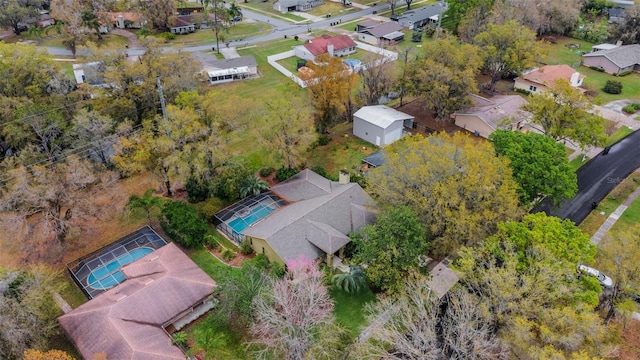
xmin=58 ymin=243 xmax=216 ymax=359
xmin=452 ymin=94 xmax=531 ymax=138
xmin=513 ymin=64 xmax=585 ymax=94
xmin=582 ymin=44 xmax=640 ymax=75
xmin=294 ymin=34 xmax=358 ymax=62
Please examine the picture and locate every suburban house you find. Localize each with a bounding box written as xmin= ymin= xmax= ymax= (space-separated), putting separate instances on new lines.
xmin=214 ymin=169 xmax=376 ymax=267
xmin=294 ymin=34 xmax=357 ymax=61
xmin=169 ymin=15 xmax=196 ymax=34
xmin=591 ymin=42 xmax=621 ymax=52
xmin=513 ymin=64 xmax=585 ymax=94
xmin=193 ymin=52 xmax=258 ymax=84
xmin=353 ymin=105 xmax=414 ymax=146
xmin=20 ymin=12 xmax=55 ymax=28
xmin=391 ymin=3 xmax=446 ymax=30
xmin=73 ymin=62 xmax=108 ymax=86
xmin=583 ymin=44 xmax=640 ymax=75
xmin=107 ymin=12 xmax=147 ymax=29
xmin=356 ymin=20 xmax=405 ymax=46
xmin=273 ymin=0 xmax=323 ymax=13
xmin=59 ymin=242 xmax=216 ymax=359
xmin=452 ymin=94 xmax=530 ymax=139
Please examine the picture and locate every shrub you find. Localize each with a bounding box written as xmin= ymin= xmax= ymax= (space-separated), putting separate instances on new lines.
xmin=221 ymin=248 xmax=236 ymax=261
xmin=172 ymin=332 xmax=188 ymax=347
xmin=622 ymin=103 xmax=640 ymax=114
xmin=194 ymin=197 xmax=226 ymax=223
xmin=186 ymin=176 xmax=210 ymax=203
xmin=275 ymin=167 xmax=299 ymax=182
xmin=294 ymin=35 xmax=299 ymax=41
xmin=138 ymin=27 xmax=151 ymax=37
xmin=205 ymin=234 xmax=219 ymax=250
xmin=252 ymin=254 xmax=270 ymax=270
xmin=589 ymin=66 xmax=605 ymax=72
xmin=311 ymin=166 xmax=338 ymax=181
xmin=602 ymin=80 xmax=622 ymax=94
xmin=270 ymin=261 xmax=286 ymax=278
xmin=160 ymin=201 xmax=209 ymax=248
xmin=350 ymin=172 xmax=368 ymax=188
xmin=239 ymin=240 xmax=254 ymax=255
xmin=616 ymin=70 xmax=633 ymax=77
xmin=259 ymin=167 xmax=275 ymax=177
xmin=317 ymin=134 xmax=331 ymax=146
xmin=159 ymin=32 xmax=177 ymax=41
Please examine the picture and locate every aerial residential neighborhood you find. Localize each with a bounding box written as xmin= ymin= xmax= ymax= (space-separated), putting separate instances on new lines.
xmin=1 ymin=0 xmax=640 ymax=359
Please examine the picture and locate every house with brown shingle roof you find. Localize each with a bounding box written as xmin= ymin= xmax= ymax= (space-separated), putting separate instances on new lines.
xmin=514 ymin=64 xmax=585 ymax=94
xmin=294 ymin=34 xmax=357 ymax=62
xmin=58 ymin=242 xmax=216 ymax=360
xmin=583 ymin=44 xmax=640 ymax=75
xmin=452 ymin=94 xmax=530 ymax=138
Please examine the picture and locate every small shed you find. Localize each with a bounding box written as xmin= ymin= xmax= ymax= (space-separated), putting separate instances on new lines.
xmin=353 ymin=105 xmax=414 ymax=147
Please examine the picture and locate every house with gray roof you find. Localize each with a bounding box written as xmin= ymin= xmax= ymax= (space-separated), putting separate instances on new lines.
xmin=192 ymin=52 xmax=258 ymax=84
xmin=356 ymin=20 xmax=405 ymax=46
xmin=583 ymin=44 xmax=640 ymax=75
xmin=392 ymin=2 xmax=446 ymax=30
xmin=452 ymin=94 xmax=530 ymax=138
xmin=273 ymin=0 xmax=323 ymax=13
xmin=353 ymin=105 xmax=414 ymax=146
xmin=241 ymin=169 xmax=376 ymax=267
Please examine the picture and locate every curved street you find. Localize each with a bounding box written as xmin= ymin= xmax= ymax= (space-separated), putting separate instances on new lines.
xmin=535 ymin=129 xmax=640 ymax=225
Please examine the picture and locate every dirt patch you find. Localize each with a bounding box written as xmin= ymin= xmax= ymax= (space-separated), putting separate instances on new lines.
xmin=617 ymin=318 xmax=640 ymax=359
xmin=397 ymin=99 xmax=470 ymax=136
xmin=206 ymin=244 xmax=254 ymax=267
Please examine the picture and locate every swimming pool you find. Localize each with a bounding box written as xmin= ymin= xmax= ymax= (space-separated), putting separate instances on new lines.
xmin=87 ymin=247 xmax=154 ymax=290
xmin=228 ymin=205 xmax=274 ymax=235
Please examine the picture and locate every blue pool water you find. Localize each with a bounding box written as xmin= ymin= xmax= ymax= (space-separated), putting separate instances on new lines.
xmin=87 ymin=247 xmax=154 ymax=290
xmin=228 ymin=205 xmax=274 ymax=235
xmin=343 ymin=59 xmax=361 ymax=68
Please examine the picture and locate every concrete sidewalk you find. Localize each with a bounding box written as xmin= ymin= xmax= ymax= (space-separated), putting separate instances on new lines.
xmin=590 ymin=171 xmax=640 ymax=245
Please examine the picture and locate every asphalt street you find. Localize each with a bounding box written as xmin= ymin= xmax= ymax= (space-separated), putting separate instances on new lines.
xmin=44 ymin=5 xmax=394 ymax=57
xmin=534 ymin=129 xmax=640 ymax=225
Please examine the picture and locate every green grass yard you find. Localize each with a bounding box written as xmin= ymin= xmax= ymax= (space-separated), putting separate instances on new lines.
xmin=162 ymin=22 xmax=272 ymax=47
xmin=606 ymin=126 xmax=635 ymax=147
xmin=611 ymin=195 xmax=640 ymax=231
xmin=331 ymin=286 xmax=376 ymax=338
xmin=569 ymin=155 xmax=589 ymax=172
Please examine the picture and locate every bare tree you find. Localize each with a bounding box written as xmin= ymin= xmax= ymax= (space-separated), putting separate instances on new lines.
xmin=387 ymin=0 xmax=398 ymax=15
xmin=249 ymin=257 xmax=334 ymax=360
xmin=358 ymin=53 xmax=396 ymax=106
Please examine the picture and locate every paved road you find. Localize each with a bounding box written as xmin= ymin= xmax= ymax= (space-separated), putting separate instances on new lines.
xmin=44 ymin=4 xmax=395 ymax=57
xmin=535 ymin=129 xmax=640 ymax=224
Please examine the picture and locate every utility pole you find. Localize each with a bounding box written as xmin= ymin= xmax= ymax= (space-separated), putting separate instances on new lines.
xmin=156 ymin=76 xmax=170 ymax=136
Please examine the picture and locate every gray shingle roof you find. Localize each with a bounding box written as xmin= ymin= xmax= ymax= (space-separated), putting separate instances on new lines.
xmin=583 ymin=44 xmax=640 ymax=68
xmin=243 ymin=169 xmax=375 ymax=262
xmin=397 ymin=3 xmax=446 ymax=23
xmin=192 ymin=52 xmax=257 ymax=71
xmin=360 ymin=22 xmax=403 ymax=38
xmin=455 ymin=94 xmax=529 ymax=130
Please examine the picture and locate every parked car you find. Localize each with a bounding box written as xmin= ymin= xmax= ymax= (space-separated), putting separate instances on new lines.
xmin=578 ymin=264 xmax=614 ymax=288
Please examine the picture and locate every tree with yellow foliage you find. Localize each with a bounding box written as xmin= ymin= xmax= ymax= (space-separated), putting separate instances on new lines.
xmin=23 ymin=349 xmax=75 ymax=360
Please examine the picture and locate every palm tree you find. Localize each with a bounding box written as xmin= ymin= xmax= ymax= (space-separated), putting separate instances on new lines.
xmin=332 ymin=265 xmax=366 ymax=294
xmin=228 ymin=2 xmax=242 ymax=24
xmin=81 ymin=10 xmax=103 ymax=41
xmin=127 ymin=189 xmax=163 ymax=223
xmin=239 ymin=176 xmax=269 ymax=198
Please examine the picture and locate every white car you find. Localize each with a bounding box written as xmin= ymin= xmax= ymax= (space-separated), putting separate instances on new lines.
xmin=578 ymin=264 xmax=614 ymax=288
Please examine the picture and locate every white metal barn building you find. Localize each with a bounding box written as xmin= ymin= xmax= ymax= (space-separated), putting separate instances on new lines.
xmin=353 ymin=105 xmax=414 ymax=147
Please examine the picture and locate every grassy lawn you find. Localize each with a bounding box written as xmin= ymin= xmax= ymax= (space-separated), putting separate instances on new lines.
xmin=188 ymin=246 xmax=242 ymax=279
xmin=331 ymin=286 xmax=376 ymax=338
xmin=308 ymin=122 xmax=378 ymax=174
xmin=570 ymin=155 xmax=589 ymax=172
xmin=544 ymin=37 xmax=594 ymax=66
xmin=612 ymin=195 xmax=640 ymax=231
xmin=307 ymin=2 xmax=356 ymax=17
xmin=162 ymin=22 xmax=272 ymax=46
xmin=606 ymin=126 xmax=634 ymax=146
xmin=187 ymin=312 xmax=251 ymax=360
xmin=579 ymin=172 xmax=640 ymax=236
xmin=59 ymin=277 xmax=89 ymax=309
xmin=277 ymin=57 xmax=302 ymax=74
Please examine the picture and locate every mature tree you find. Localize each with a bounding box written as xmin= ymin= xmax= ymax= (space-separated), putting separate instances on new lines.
xmin=228 ymin=1 xmax=242 ymax=22
xmin=2 ymin=104 xmax=69 ymax=166
xmin=598 ymin=225 xmax=640 ymax=321
xmin=211 ymin=157 xmax=253 ymax=202
xmin=394 ymin=47 xmax=414 ymax=107
xmin=209 ymin=0 xmax=230 ymax=53
xmin=358 ymin=53 xmax=396 ymax=106
xmin=443 ymin=0 xmax=493 ymax=36
xmin=250 ymin=257 xmax=335 ymax=359
xmin=474 ymin=21 xmax=545 ymax=94
xmin=387 ymin=0 xmax=398 ymax=14
xmin=454 ymin=0 xmax=494 ymax=42
xmin=455 ymin=214 xmax=610 ymax=358
xmin=0 ymin=156 xmax=110 ymax=261
xmin=23 ymin=349 xmax=75 ymax=360
xmin=609 ymin=7 xmax=640 ymax=44
xmin=160 ymin=200 xmax=209 ymax=248
xmin=403 ymin=0 xmax=413 ymax=10
xmin=0 ymin=0 xmax=43 ymax=34
xmin=299 ymin=54 xmax=359 ymax=132
xmin=405 ymin=36 xmax=482 ymax=120
xmin=487 ymin=0 xmax=580 ymax=35
xmin=256 ymin=97 xmax=315 ymax=169
xmin=489 ymin=130 xmax=577 ymax=207
xmin=127 ymin=189 xmax=164 ymax=223
xmin=239 ymin=176 xmax=269 ymax=198
xmin=352 ymin=206 xmax=428 ymax=293
xmin=81 ymin=10 xmax=103 ymax=40
xmin=50 ymin=0 xmax=86 ymax=57
xmin=69 ymin=109 xmax=120 ymax=165
xmin=368 ymin=133 xmax=520 ymax=256
xmin=143 ymin=0 xmax=175 ymax=30
xmin=353 ymin=275 xmax=508 ymax=359
xmin=0 ymin=267 xmax=64 ymax=359
xmin=523 ymin=79 xmax=607 ymax=149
